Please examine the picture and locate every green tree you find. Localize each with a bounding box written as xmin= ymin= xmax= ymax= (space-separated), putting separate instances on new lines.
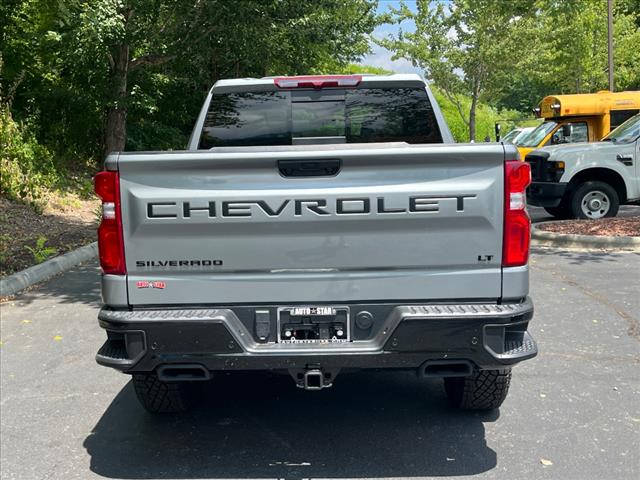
xmin=378 ymin=0 xmax=528 ymax=141
xmin=2 ymin=0 xmax=378 ymax=159
xmin=378 ymin=0 xmax=640 ymax=130
xmin=430 ymin=87 xmax=537 ymax=142
xmin=73 ymin=0 xmax=378 ymax=155
xmin=493 ymin=0 xmax=640 ymax=110
xmin=331 ymin=63 xmax=393 ymax=75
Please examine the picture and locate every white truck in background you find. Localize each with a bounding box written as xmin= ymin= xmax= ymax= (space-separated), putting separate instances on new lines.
xmin=527 ymin=114 xmax=640 ymax=219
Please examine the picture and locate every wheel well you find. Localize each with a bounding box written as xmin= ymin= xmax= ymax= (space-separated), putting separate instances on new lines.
xmin=568 ymin=168 xmax=627 ymax=203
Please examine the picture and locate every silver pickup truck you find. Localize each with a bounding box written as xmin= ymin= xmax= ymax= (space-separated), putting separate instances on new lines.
xmin=94 ymin=74 xmax=537 ymax=413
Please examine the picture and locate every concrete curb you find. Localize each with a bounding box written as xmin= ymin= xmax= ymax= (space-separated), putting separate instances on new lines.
xmin=0 ymin=242 xmax=98 ymax=298
xmin=532 ymin=222 xmax=640 ymax=251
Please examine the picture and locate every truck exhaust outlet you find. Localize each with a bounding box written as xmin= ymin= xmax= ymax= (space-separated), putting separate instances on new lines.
xmin=418 ymin=360 xmax=474 ymax=378
xmin=157 ymin=364 xmax=211 ymax=382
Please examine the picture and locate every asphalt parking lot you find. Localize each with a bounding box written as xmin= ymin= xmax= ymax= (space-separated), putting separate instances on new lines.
xmin=1 ymin=249 xmax=639 ymax=480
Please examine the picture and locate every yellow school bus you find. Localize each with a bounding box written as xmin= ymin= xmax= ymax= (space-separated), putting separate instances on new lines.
xmin=517 ymin=90 xmax=640 ymax=159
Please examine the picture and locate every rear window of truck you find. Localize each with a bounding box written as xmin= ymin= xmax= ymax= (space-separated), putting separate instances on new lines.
xmin=199 ymin=88 xmax=443 ymax=148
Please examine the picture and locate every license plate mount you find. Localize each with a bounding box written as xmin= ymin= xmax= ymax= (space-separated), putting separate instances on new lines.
xmin=278 ymin=306 xmax=350 ymax=344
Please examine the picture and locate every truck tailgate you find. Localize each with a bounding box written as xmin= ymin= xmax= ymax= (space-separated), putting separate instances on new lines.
xmin=114 ymin=144 xmax=506 ymax=305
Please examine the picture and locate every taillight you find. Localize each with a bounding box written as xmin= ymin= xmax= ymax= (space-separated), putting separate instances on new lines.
xmin=94 ymin=171 xmax=126 ymax=274
xmin=503 ymin=160 xmax=531 ymax=267
xmin=274 ymin=75 xmax=362 ymax=89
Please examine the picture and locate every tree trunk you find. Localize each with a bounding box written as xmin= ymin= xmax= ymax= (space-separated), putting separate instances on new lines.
xmin=104 ymin=43 xmax=129 ymax=156
xmin=469 ymin=95 xmax=477 ymax=142
xmin=468 ymin=78 xmax=480 ymax=142
xmin=468 ymin=99 xmax=477 ymax=142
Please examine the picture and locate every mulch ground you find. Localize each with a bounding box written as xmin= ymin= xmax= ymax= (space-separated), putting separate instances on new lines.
xmin=538 ymin=217 xmax=640 ymax=237
xmin=0 ymin=195 xmax=99 ymax=277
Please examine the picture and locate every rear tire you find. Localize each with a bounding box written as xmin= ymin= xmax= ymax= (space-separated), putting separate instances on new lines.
xmin=133 ymin=373 xmax=194 ymax=413
xmin=444 ymin=369 xmax=512 ymax=410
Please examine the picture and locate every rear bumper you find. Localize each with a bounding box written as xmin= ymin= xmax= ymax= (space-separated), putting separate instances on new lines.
xmin=96 ymin=298 xmax=537 ymax=374
xmin=527 ymin=181 xmax=567 ymax=207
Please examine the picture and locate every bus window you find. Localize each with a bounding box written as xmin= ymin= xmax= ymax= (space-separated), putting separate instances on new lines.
xmin=610 ymin=109 xmax=640 ymax=130
xmin=547 ymin=122 xmax=588 ymax=145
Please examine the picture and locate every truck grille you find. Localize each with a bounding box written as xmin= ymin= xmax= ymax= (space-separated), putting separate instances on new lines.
xmin=525 ymin=152 xmax=551 ymax=182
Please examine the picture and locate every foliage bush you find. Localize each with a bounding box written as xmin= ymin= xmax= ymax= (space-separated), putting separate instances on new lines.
xmin=432 ymin=88 xmax=539 ymax=143
xmin=0 ymin=106 xmax=58 ymax=207
xmin=126 ymin=120 xmax=189 ymax=152
xmin=25 ymin=235 xmax=58 ymax=264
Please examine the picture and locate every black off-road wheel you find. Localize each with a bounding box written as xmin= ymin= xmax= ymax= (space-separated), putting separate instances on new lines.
xmin=133 ymin=373 xmax=195 ymax=414
xmin=444 ymin=369 xmax=512 ymax=410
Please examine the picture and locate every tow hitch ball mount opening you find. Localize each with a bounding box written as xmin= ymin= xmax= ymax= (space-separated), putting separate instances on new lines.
xmin=290 ymin=367 xmax=339 ymax=390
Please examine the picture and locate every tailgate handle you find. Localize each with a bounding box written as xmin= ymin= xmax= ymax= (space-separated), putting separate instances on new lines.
xmin=278 ymin=159 xmax=341 ymax=177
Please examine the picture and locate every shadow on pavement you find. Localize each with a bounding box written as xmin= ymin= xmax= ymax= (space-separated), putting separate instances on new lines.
xmin=531 ymin=247 xmax=640 ymax=265
xmin=12 ymin=263 xmax=101 ymax=306
xmin=84 ymin=370 xmax=498 ymax=479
